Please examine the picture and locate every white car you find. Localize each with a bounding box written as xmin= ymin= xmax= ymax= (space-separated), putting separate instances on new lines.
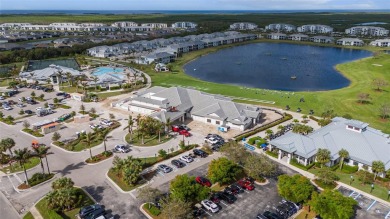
xmin=100 ymin=120 xmax=113 ymax=126
xmin=26 ymin=97 xmax=32 ymax=101
xmin=114 ymin=144 xmax=130 ymax=153
xmin=204 ymin=137 xmax=219 ymax=145
xmin=16 ymin=103 xmax=25 ymax=108
xmin=201 ymin=199 xmax=219 ymax=213
xmin=36 ymin=107 xmax=42 ymax=111
xmin=180 ymin=155 xmax=194 ymax=163
xmin=4 ymin=106 xmax=12 ymax=110
xmin=0 ymin=96 xmax=4 ymax=100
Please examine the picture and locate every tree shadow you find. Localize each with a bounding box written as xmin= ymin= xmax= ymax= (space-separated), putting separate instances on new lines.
xmin=83 ymin=185 xmax=105 ymax=203
xmin=55 ymin=162 xmax=86 ymax=176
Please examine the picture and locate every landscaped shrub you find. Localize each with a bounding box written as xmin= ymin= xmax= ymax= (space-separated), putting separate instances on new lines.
xmin=146 ymin=204 xmax=161 ymax=216
xmin=331 ymin=164 xmax=340 ymax=171
xmin=341 ymin=165 xmax=359 ymax=174
xmin=266 ymin=150 xmax=278 ymax=158
xmin=309 ymin=116 xmax=319 ymax=122
xmin=290 ymin=158 xmax=315 ymax=171
xmin=28 ymin=173 xmax=54 ymax=187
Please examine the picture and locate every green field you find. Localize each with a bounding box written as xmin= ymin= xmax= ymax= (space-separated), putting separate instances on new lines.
xmin=1 ymin=13 xmax=390 ymax=31
xmin=137 ymin=41 xmax=390 ymax=134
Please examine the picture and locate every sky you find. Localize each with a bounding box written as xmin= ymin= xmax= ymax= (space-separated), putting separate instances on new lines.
xmin=1 ymin=0 xmax=390 ymax=10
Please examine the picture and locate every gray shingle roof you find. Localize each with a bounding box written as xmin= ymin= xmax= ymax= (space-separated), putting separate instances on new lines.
xmin=270 ymin=117 xmax=390 ymax=169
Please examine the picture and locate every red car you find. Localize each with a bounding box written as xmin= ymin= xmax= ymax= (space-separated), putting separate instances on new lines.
xmin=237 ymin=179 xmax=255 ymax=191
xmin=179 ymin=130 xmax=191 ymax=137
xmin=196 ymin=176 xmax=212 ymax=187
xmin=172 ymin=125 xmax=180 ymax=132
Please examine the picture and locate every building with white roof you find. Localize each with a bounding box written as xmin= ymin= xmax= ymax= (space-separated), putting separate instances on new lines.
xmin=19 ymin=65 xmax=82 ymax=84
xmin=337 ymin=38 xmax=364 ymax=46
xmin=288 ymin=34 xmax=309 ymax=41
xmin=297 ymin=24 xmax=333 ymax=34
xmin=346 ymin=26 xmax=389 ymax=36
xmin=141 ymin=23 xmax=168 ymax=29
xmin=370 ymin=39 xmax=390 ymax=47
xmin=310 ymin=36 xmax=334 ymax=44
xmin=229 ymin=22 xmax=258 ymax=30
xmin=270 ymin=117 xmax=390 ymax=176
xmin=265 ymin=23 xmax=296 ymax=32
xmin=172 ymin=22 xmax=197 ymax=29
xmin=267 ymin=33 xmax=287 ymax=40
xmin=124 ymin=86 xmax=263 ymax=131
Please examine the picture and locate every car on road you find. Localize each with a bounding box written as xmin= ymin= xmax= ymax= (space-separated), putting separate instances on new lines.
xmin=114 ymin=144 xmax=130 ymax=153
xmin=237 ymin=179 xmax=255 ymax=191
xmin=157 ymin=164 xmax=172 ymax=173
xmin=24 ymin=110 xmax=33 ymax=114
xmin=193 ymin=149 xmax=207 ymax=158
xmin=79 ymin=204 xmax=103 ymax=218
xmin=201 ymin=199 xmax=219 ymax=213
xmin=195 ymin=176 xmax=211 ymax=187
xmin=178 ymin=129 xmax=191 ymax=137
xmin=171 ymin=159 xmax=185 ymax=168
xmin=217 ymin=191 xmax=236 ymax=204
xmin=179 ymin=155 xmax=193 ymax=163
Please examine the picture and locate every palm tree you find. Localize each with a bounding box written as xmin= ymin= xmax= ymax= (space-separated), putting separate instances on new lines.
xmin=82 ymin=133 xmax=94 ymax=160
xmin=81 ymin=81 xmax=88 ymax=96
xmin=133 ymin=73 xmax=138 ymax=86
xmin=293 ymin=119 xmax=299 ymax=123
xmin=65 ymin=72 xmax=73 ymax=86
xmin=99 ymin=129 xmax=110 ymax=152
xmin=277 ymin=125 xmax=284 ymax=132
xmin=32 ymin=146 xmax=53 ymax=174
xmin=74 ymin=77 xmax=80 ymax=93
xmin=0 ymin=138 xmax=16 ymax=158
xmin=155 ymin=121 xmax=164 ymax=142
xmin=57 ymin=70 xmax=64 ymax=87
xmin=92 ymin=76 xmax=99 ymax=91
xmin=265 ymin=129 xmax=273 ymax=138
xmin=165 ymin=117 xmax=172 ymax=135
xmin=338 ymin=149 xmax=349 ymax=170
xmin=123 ymin=115 xmax=134 ymax=142
xmin=316 ymin=148 xmax=331 ymax=168
xmin=126 ymin=72 xmax=131 ymax=85
xmin=13 ymin=148 xmax=31 ymax=185
xmin=372 ymin=160 xmax=385 ymax=180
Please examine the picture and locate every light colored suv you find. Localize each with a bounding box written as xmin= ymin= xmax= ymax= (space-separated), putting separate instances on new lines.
xmin=180 ymin=155 xmax=193 ymax=163
xmin=201 ymin=199 xmax=219 ymax=213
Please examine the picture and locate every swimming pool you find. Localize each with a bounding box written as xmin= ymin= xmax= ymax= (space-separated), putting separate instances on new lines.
xmin=92 ymin=67 xmax=124 ymax=76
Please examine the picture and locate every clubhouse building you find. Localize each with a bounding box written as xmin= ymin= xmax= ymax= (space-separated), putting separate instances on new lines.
xmin=270 ymin=117 xmax=390 ymax=176
xmin=123 ymin=86 xmax=263 ymax=131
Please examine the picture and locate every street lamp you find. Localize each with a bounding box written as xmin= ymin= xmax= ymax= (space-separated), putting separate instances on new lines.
xmin=370 ymin=184 xmax=374 ymax=193
xmin=350 ymin=175 xmax=354 ymax=185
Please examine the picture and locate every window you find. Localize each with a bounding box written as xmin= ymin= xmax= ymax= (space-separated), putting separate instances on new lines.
xmin=216 ymin=121 xmax=220 ymax=125
xmin=207 ymin=119 xmax=211 ymax=123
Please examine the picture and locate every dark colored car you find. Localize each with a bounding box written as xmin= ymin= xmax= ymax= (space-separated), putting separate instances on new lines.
xmin=263 ymin=211 xmax=282 ymax=219
xmin=178 ymin=124 xmax=190 ymax=131
xmin=231 ymin=183 xmax=244 ymax=193
xmin=84 ymin=208 xmax=106 ymax=219
xmin=56 ymin=92 xmax=65 ymax=96
xmin=257 ymin=214 xmax=269 ymax=219
xmin=79 ymin=204 xmax=103 ymax=218
xmin=209 ymin=193 xmax=220 ymax=204
xmin=224 ymin=186 xmax=238 ymax=196
xmin=217 ymin=192 xmax=236 ymax=204
xmin=171 ymin=159 xmax=185 ymax=168
xmin=193 ymin=204 xmax=204 ymax=217
xmin=195 ymin=176 xmax=212 ymax=187
xmin=24 ymin=110 xmax=33 ymax=114
xmin=193 ymin=149 xmax=207 ymax=158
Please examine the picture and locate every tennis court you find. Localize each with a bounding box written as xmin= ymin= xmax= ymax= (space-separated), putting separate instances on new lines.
xmin=27 ymin=58 xmax=80 ymax=71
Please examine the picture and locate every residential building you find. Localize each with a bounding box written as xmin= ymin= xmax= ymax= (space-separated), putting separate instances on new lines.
xmin=19 ymin=64 xmax=82 ymax=84
xmin=310 ymin=36 xmax=334 ymax=44
xmin=265 ymin=23 xmax=296 ymax=32
xmin=112 ymin=21 xmax=139 ymax=28
xmin=336 ymin=38 xmax=364 ymax=46
xmin=297 ymin=24 xmax=333 ymax=34
xmin=345 ymin=26 xmax=389 ymax=36
xmin=125 ymin=86 xmax=263 ymax=131
xmin=172 ymin=22 xmax=197 ymax=29
xmin=229 ymin=22 xmax=258 ymax=30
xmin=0 ymin=23 xmax=32 ymax=30
xmin=141 ymin=23 xmax=168 ymax=29
xmin=269 ymin=117 xmax=390 ymax=177
xmin=140 ymin=52 xmax=176 ymax=64
xmin=267 ymin=33 xmax=287 ymax=40
xmin=288 ymin=34 xmax=309 ymax=41
xmin=370 ymin=39 xmax=390 ymax=47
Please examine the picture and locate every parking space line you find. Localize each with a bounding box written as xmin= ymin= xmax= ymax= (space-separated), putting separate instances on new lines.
xmin=203 ymin=210 xmax=212 ymax=216
xmin=157 ymin=171 xmax=165 ymax=177
xmin=385 ymin=210 xmax=390 ymax=219
xmin=220 ymin=201 xmax=229 ymax=207
xmin=244 ymin=190 xmax=250 ymax=194
xmin=349 ymin=191 xmax=356 ymax=197
xmin=366 ymin=200 xmax=376 ymax=211
xmin=354 ymin=194 xmax=361 ymax=200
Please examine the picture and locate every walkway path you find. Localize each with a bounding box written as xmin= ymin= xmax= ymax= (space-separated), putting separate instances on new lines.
xmin=30 ymin=206 xmax=43 ymax=219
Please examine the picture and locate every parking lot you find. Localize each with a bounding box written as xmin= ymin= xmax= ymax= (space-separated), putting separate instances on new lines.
xmin=156 ymin=159 xmax=299 ymax=219
xmin=338 ymin=186 xmax=390 ymax=219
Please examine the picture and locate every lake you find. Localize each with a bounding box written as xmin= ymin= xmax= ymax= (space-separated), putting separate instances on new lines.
xmin=183 ymin=43 xmax=372 ymax=91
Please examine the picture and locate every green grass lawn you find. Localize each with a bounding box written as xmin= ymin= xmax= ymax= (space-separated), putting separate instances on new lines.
xmin=310 ymin=168 xmax=390 ymax=202
xmin=35 ymin=188 xmax=94 ymax=219
xmin=23 ymin=212 xmax=34 ymax=219
xmin=139 ymin=41 xmax=390 ymax=134
xmin=142 ymin=204 xmax=162 ymax=219
xmin=22 ymin=128 xmax=44 ymax=137
xmin=0 ymin=157 xmax=40 ymax=174
xmin=125 ymin=132 xmax=173 ymax=146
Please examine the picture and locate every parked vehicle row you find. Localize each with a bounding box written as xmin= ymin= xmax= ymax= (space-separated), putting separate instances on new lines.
xmin=257 ymin=200 xmax=301 ymax=219
xmin=204 ymin=133 xmax=225 ymax=151
xmin=269 ymin=123 xmax=294 ymax=140
xmin=171 ymin=124 xmax=192 ymax=137
xmin=156 ymin=148 xmax=208 ymax=174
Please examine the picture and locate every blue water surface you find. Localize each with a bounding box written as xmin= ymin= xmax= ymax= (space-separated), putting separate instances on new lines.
xmin=183 ymin=43 xmax=372 ymax=91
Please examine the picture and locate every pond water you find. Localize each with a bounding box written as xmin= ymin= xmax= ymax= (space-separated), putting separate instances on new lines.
xmin=183 ymin=43 xmax=372 ymax=91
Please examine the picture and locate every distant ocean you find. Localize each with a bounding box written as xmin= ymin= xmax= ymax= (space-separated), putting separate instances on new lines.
xmin=1 ymin=9 xmax=390 ymax=15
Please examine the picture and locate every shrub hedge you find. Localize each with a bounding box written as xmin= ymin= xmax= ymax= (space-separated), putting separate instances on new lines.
xmin=28 ymin=173 xmax=54 ymax=187
xmin=341 ymin=165 xmax=359 ymax=174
